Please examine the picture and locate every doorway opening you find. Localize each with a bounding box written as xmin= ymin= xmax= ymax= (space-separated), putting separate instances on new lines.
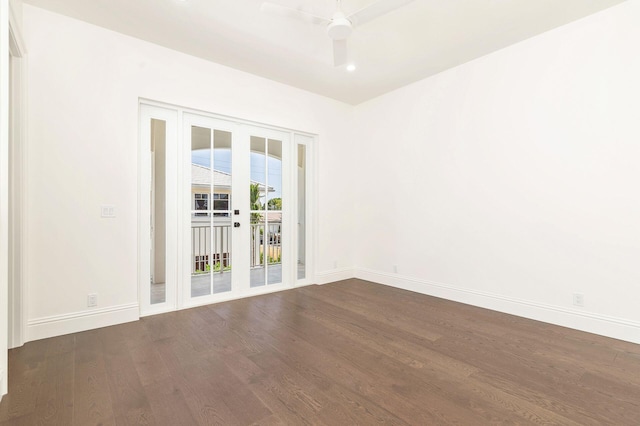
xmin=139 ymin=102 xmax=314 ymax=316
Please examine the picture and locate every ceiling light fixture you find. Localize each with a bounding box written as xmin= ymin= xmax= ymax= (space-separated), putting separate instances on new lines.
xmin=346 ymin=64 xmax=356 ymax=72
xmin=261 ymin=0 xmax=417 ymax=67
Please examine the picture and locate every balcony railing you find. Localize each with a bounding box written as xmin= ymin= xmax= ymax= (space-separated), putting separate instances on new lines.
xmin=191 ymin=223 xmax=231 ymax=274
xmin=249 ymin=222 xmax=282 ymax=268
xmin=190 ymin=221 xmax=281 ymax=275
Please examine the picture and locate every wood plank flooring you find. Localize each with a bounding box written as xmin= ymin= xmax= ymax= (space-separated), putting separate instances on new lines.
xmin=1 ymin=279 xmax=639 ymax=425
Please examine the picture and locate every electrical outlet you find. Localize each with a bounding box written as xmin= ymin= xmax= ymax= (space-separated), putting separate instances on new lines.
xmin=87 ymin=293 xmax=98 ymax=307
xmin=333 ymin=260 xmax=338 ymax=269
xmin=573 ymin=293 xmax=584 ymax=307
xmin=393 ymin=265 xmax=398 ymax=273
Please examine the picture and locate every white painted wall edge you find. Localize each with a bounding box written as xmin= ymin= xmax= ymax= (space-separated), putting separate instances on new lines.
xmin=27 ymin=303 xmax=139 ymax=341
xmin=0 ymin=0 xmax=11 ymax=400
xmin=356 ymin=268 xmax=640 ymax=345
xmin=315 ymin=267 xmax=355 ymax=284
xmin=8 ymin=0 xmax=27 ymax=351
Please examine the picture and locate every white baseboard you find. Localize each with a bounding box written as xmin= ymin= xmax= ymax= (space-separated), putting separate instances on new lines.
xmin=356 ymin=268 xmax=640 ymax=345
xmin=315 ymin=267 xmax=355 ymax=284
xmin=27 ymin=303 xmax=139 ymax=342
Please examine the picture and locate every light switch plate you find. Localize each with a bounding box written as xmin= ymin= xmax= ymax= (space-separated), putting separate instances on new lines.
xmin=101 ymin=205 xmax=116 ymax=218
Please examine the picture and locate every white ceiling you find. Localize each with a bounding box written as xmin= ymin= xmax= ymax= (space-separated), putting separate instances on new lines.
xmin=23 ymin=0 xmax=626 ymax=104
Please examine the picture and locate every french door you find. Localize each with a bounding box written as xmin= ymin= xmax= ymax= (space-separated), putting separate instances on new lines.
xmin=140 ymin=103 xmax=310 ymax=315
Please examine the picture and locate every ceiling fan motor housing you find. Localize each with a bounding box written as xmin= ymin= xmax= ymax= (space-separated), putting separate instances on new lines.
xmin=327 ymin=12 xmax=352 ymax=40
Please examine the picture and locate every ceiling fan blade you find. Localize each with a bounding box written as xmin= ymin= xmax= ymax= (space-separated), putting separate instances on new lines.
xmin=260 ymin=2 xmax=330 ymax=26
xmin=348 ymin=0 xmax=416 ymax=27
xmin=333 ymin=39 xmax=348 ymax=67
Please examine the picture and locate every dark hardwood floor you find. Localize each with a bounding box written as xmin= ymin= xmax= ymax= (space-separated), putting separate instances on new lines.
xmin=1 ymin=279 xmax=639 ymax=425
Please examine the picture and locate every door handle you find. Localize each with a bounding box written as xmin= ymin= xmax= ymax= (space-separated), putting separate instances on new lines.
xmin=234 ymin=222 xmax=240 ymax=228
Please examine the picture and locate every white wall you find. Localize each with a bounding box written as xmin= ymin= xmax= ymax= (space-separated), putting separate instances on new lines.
xmin=22 ymin=5 xmax=357 ymax=339
xmin=354 ymin=1 xmax=640 ymax=343
xmin=20 ymin=1 xmax=640 ymax=345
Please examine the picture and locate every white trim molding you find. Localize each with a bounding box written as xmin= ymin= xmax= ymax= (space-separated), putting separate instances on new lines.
xmin=27 ymin=303 xmax=139 ymax=342
xmin=8 ymin=1 xmax=28 ymax=349
xmin=356 ymin=268 xmax=640 ymax=345
xmin=315 ymin=267 xmax=355 ymax=285
xmin=1 ymin=0 xmax=12 ymax=399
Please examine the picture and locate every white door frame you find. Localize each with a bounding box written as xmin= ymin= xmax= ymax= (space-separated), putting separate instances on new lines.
xmin=293 ymin=133 xmax=314 ymax=287
xmin=139 ymin=100 xmax=316 ymax=316
xmin=7 ymin=1 xmax=28 ymax=350
xmin=138 ymin=104 xmax=179 ymax=315
xmin=180 ymin=112 xmax=245 ymax=308
xmin=241 ymin=123 xmax=292 ymax=294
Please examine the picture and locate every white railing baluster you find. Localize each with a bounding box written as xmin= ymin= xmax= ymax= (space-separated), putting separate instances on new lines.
xmin=191 ymin=220 xmax=281 ymax=276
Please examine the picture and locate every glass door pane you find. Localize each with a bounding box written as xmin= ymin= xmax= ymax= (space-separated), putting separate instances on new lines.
xmin=266 ymin=139 xmax=282 ymax=285
xmin=249 ymin=136 xmax=283 ymax=287
xmin=190 ymin=125 xmax=233 ymax=297
xmin=151 ymin=119 xmax=167 ymax=304
xmin=297 ymin=143 xmax=306 ymax=280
